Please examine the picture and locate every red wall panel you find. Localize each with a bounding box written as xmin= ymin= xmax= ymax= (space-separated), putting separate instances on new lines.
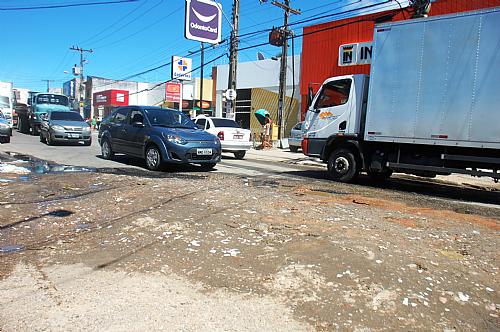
xmin=300 ymin=0 xmax=500 ymax=116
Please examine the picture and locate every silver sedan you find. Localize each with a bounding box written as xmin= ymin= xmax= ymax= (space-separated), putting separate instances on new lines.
xmin=0 ymin=112 xmax=11 ymax=143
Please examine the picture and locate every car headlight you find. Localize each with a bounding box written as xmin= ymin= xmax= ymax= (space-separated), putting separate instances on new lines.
xmin=163 ymin=133 xmax=187 ymax=145
xmin=51 ymin=125 xmax=65 ymax=131
xmin=0 ymin=123 xmax=9 ymax=129
xmin=83 ymin=126 xmax=91 ymax=133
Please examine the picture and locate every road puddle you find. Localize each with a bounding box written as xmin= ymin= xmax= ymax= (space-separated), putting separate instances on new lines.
xmin=0 ymin=152 xmax=95 ymax=181
xmin=0 ymin=244 xmax=25 ymax=254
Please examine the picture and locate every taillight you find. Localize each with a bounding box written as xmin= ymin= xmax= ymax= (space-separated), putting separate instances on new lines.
xmin=301 ymin=138 xmax=308 ymax=156
xmin=217 ymin=131 xmax=224 ymax=140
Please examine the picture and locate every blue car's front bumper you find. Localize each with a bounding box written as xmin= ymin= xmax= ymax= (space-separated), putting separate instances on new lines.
xmin=163 ymin=141 xmax=221 ymax=164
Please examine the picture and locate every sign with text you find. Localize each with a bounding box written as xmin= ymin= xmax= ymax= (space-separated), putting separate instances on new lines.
xmin=185 ymin=0 xmax=222 ymax=44
xmin=165 ymin=82 xmax=182 ymax=103
xmin=338 ymin=42 xmax=373 ymax=66
xmin=172 ymin=56 xmax=192 ymax=81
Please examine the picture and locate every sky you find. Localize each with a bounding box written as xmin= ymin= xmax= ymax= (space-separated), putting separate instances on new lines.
xmin=0 ymin=0 xmax=408 ymax=92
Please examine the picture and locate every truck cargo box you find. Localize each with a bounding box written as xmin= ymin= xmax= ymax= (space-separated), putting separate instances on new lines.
xmin=364 ymin=8 xmax=500 ymax=149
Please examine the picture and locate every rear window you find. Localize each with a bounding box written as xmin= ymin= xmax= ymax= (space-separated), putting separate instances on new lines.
xmin=50 ymin=111 xmax=83 ymax=121
xmin=212 ymin=118 xmax=240 ymax=128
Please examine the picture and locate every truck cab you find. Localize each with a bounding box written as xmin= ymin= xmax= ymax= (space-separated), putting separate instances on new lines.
xmin=28 ymin=93 xmax=71 ymax=135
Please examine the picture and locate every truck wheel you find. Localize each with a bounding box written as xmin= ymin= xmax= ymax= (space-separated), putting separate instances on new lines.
xmin=289 ymin=145 xmax=299 ymax=153
xmin=327 ymin=148 xmax=359 ymax=182
xmin=234 ymin=151 xmax=246 ymax=159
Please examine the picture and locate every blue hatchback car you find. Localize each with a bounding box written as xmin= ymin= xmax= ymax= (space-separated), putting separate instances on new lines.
xmin=98 ymin=106 xmax=221 ymax=171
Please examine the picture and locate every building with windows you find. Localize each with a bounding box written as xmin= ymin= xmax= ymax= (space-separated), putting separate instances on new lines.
xmin=212 ymin=55 xmax=301 ymax=136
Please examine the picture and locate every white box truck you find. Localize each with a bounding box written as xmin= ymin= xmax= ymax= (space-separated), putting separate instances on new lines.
xmin=0 ymin=81 xmax=14 ymax=129
xmin=302 ymin=7 xmax=500 ymax=182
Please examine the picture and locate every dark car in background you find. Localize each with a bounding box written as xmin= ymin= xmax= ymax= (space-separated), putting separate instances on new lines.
xmin=98 ymin=106 xmax=221 ymax=171
xmin=40 ymin=110 xmax=92 ymax=146
xmin=0 ymin=111 xmax=11 ymax=143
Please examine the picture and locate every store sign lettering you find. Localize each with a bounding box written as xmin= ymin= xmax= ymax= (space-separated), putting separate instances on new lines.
xmin=339 ymin=42 xmax=373 ymax=66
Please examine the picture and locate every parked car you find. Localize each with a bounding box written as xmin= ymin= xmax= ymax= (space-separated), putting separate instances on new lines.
xmin=98 ymin=106 xmax=221 ymax=171
xmin=0 ymin=111 xmax=11 ymax=143
xmin=39 ymin=110 xmax=91 ymax=146
xmin=193 ymin=115 xmax=252 ymax=159
xmin=288 ymin=121 xmax=303 ymax=152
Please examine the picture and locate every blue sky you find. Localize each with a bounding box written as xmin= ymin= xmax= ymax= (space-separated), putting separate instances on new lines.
xmin=0 ymin=0 xmax=407 ymax=92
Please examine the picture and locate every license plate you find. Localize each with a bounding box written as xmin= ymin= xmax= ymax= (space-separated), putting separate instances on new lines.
xmin=68 ymin=133 xmax=80 ymax=138
xmin=233 ymin=135 xmax=243 ymax=139
xmin=196 ymin=148 xmax=212 ymax=156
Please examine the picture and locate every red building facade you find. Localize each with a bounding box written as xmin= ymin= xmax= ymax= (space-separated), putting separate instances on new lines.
xmin=300 ymin=0 xmax=500 ymax=117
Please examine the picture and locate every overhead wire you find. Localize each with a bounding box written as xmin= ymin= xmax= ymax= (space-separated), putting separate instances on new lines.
xmin=0 ymin=0 xmax=139 ymax=11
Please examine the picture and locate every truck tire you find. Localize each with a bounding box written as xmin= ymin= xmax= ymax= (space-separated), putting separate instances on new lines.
xmin=18 ymin=116 xmax=29 ymax=134
xmin=289 ymin=145 xmax=299 ymax=153
xmin=327 ymin=148 xmax=359 ymax=182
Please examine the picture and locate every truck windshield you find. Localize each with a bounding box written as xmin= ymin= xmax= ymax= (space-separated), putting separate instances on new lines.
xmin=315 ymin=79 xmax=352 ymax=109
xmin=0 ymin=96 xmax=9 ymax=108
xmin=36 ymin=94 xmax=69 ymax=106
xmin=50 ymin=111 xmax=83 ymax=121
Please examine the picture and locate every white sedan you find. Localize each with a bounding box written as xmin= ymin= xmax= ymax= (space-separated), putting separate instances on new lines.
xmin=194 ymin=115 xmax=252 ymax=159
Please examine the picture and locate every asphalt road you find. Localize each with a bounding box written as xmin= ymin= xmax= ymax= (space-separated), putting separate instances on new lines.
xmin=0 ymin=130 xmax=317 ymax=177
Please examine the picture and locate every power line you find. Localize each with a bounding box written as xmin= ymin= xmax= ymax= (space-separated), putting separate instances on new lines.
xmin=0 ymin=0 xmax=139 ymax=11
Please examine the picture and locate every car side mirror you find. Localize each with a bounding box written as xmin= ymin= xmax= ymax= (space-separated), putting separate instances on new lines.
xmin=132 ymin=121 xmax=145 ymax=128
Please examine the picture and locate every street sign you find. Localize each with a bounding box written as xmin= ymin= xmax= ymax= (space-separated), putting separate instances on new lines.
xmin=165 ymin=82 xmax=182 ymax=103
xmin=225 ymin=89 xmax=237 ymax=101
xmin=185 ymin=0 xmax=222 ymax=44
xmin=172 ymin=56 xmax=192 ymax=81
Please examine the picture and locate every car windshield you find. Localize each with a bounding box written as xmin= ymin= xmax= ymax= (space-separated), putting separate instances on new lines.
xmin=212 ymin=118 xmax=240 ymax=128
xmin=146 ymin=109 xmax=196 ymax=129
xmin=50 ymin=111 xmax=84 ymax=121
xmin=36 ymin=94 xmax=69 ymax=106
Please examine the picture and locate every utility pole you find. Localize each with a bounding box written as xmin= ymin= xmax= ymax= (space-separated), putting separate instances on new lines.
xmin=70 ymin=46 xmax=93 ymax=117
xmin=226 ymin=0 xmax=240 ymax=118
xmin=272 ymin=0 xmax=300 ymax=147
xmin=41 ymin=79 xmax=54 ymax=93
xmin=199 ymin=42 xmax=204 ymax=115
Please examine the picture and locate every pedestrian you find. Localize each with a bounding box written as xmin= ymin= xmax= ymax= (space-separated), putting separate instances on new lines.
xmin=264 ymin=114 xmax=273 ymax=149
xmin=91 ymin=116 xmax=97 ymax=130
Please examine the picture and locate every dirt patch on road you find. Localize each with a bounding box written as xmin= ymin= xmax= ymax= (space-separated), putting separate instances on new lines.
xmin=1 ymin=171 xmax=499 ymax=331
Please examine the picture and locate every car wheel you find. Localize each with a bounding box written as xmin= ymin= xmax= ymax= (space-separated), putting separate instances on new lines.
xmin=199 ymin=163 xmax=216 ymax=171
xmin=101 ymin=138 xmax=114 ymax=160
xmin=40 ymin=132 xmax=46 ymax=143
xmin=327 ymin=148 xmax=359 ymax=183
xmin=289 ymin=145 xmax=299 ymax=153
xmin=4 ymin=136 xmax=10 ymax=143
xmin=234 ymin=151 xmax=246 ymax=159
xmin=31 ymin=127 xmax=39 ymax=136
xmin=145 ymin=145 xmax=162 ymax=171
xmin=84 ymin=140 xmax=91 ymax=146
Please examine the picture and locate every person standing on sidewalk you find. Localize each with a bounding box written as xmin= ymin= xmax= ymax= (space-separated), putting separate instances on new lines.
xmin=91 ymin=116 xmax=97 ymax=130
